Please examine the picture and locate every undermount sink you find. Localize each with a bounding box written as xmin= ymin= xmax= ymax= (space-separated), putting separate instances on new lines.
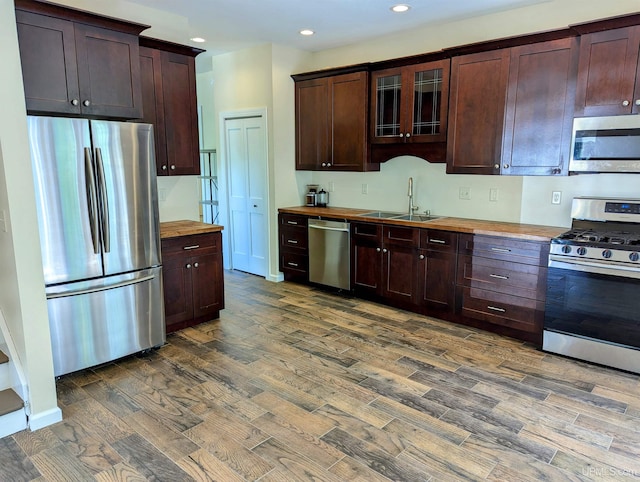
xmin=393 ymin=214 xmax=443 ymax=222
xmin=358 ymin=211 xmax=443 ymax=222
xmin=358 ymin=211 xmax=404 ymax=218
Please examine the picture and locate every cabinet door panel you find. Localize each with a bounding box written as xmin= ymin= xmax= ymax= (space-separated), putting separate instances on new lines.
xmin=352 ymin=243 xmax=381 ymax=296
xmin=330 ymin=72 xmax=368 ymax=170
xmin=162 ymin=252 xmax=193 ymax=331
xmin=295 ymin=78 xmax=329 ymax=169
xmin=419 ymin=250 xmax=456 ymax=313
xmin=447 ymin=49 xmax=510 ymax=174
xmin=192 ymin=252 xmax=224 ymax=320
xmin=383 ymin=246 xmax=416 ymax=303
xmin=161 ymin=51 xmax=200 ymax=174
xmin=16 ymin=11 xmax=80 ymax=115
xmin=575 ymin=26 xmax=640 ymax=117
xmin=407 ymin=60 xmax=450 ymax=143
xmin=138 ymin=46 xmax=167 ymax=170
xmin=74 ymin=24 xmax=142 ymax=118
xmin=502 ymin=38 xmax=578 ymax=176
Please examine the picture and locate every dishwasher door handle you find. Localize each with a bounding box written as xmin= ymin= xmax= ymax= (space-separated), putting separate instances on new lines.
xmin=308 ymin=224 xmax=349 ymax=233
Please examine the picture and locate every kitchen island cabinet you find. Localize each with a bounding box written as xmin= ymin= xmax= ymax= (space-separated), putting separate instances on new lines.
xmin=160 ymin=223 xmax=224 ymax=334
xmin=574 ymin=25 xmax=640 ymax=117
xmin=139 ymin=37 xmax=203 ymax=176
xmin=15 ymin=0 xmax=147 ymax=119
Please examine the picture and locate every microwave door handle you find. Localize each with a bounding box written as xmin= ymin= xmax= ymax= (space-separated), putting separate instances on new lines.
xmin=84 ymin=147 xmax=100 ymax=254
xmin=95 ymin=148 xmax=110 ymax=253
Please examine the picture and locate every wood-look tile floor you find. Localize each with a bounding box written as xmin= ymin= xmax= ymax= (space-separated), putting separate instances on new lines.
xmin=3 ymin=270 xmax=640 ymax=481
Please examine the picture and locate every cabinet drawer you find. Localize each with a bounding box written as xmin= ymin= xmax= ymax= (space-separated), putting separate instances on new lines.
xmin=279 ymin=213 xmax=308 ymax=229
xmin=279 ymin=227 xmax=308 ymax=251
xmin=352 ymin=222 xmax=382 ymax=242
xmin=457 ymin=255 xmax=547 ymax=300
xmin=459 ymin=234 xmax=548 ymax=266
xmin=161 ymin=232 xmax=220 ymax=256
xmin=384 ymin=225 xmax=419 ymax=247
xmin=420 ymin=229 xmax=458 ymax=252
xmin=280 ymin=251 xmax=308 ymax=274
xmin=460 ymin=286 xmax=544 ymax=334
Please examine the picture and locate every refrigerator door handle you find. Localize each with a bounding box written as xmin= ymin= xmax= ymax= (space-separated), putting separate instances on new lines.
xmin=95 ymin=147 xmax=110 ymax=253
xmin=84 ymin=147 xmax=100 ymax=254
xmin=47 ymin=273 xmax=156 ymax=299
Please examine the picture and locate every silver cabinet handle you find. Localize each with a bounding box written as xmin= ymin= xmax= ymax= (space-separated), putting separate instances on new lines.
xmin=429 ymin=239 xmax=446 ymax=244
xmin=71 ymin=99 xmax=79 ymax=106
xmin=83 ymin=100 xmax=90 ymax=107
xmin=286 ymin=220 xmax=298 ymax=225
xmin=623 ymin=100 xmax=630 ymax=106
xmin=376 ymin=247 xmax=381 ymax=252
xmin=287 ymin=239 xmax=298 ymax=244
xmin=489 ymin=273 xmax=508 ymax=280
xmin=183 ymin=245 xmax=200 ymax=250
xmin=636 ymin=100 xmax=640 ymax=106
xmin=287 ymin=262 xmax=299 ymax=267
xmin=419 ymin=254 xmax=425 ymax=260
xmin=503 ymin=164 xmax=510 ymax=169
xmin=383 ymin=248 xmax=388 ymax=253
xmin=405 ymin=133 xmax=411 ymax=138
xmin=491 ymin=247 xmax=511 ymax=253
xmin=326 ymin=163 xmax=332 ymax=167
xmin=487 ymin=306 xmax=506 ymax=313
xmin=494 ymin=164 xmax=499 ymax=169
xmin=186 ymin=263 xmax=192 ymax=269
xmin=170 ymin=165 xmax=176 ymax=170
xmin=194 ymin=262 xmax=199 ymax=268
xmin=321 ymin=162 xmax=327 ymax=167
xmin=162 ymin=165 xmax=167 ymax=170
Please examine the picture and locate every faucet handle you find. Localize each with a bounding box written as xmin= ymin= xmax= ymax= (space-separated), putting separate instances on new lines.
xmin=411 ymin=205 xmax=419 ymax=213
xmin=423 ymin=209 xmax=431 ymax=216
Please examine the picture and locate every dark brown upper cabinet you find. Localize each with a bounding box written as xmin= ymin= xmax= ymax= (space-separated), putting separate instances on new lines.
xmin=575 ymin=26 xmax=640 ymax=117
xmin=501 ymin=38 xmax=579 ymax=176
xmin=15 ymin=0 xmax=147 ymax=119
xmin=138 ymin=38 xmax=203 ymax=176
xmin=447 ymin=49 xmax=511 ymax=175
xmin=370 ymin=60 xmax=450 ymax=145
xmin=294 ymin=71 xmax=373 ymax=171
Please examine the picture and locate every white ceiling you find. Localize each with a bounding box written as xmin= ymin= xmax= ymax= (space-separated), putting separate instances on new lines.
xmin=126 ymin=0 xmax=551 ymax=56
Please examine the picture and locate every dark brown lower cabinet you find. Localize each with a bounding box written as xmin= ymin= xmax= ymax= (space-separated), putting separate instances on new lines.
xmin=161 ymin=232 xmax=224 ymax=333
xmin=417 ymin=230 xmax=458 ymax=316
xmin=278 ymin=213 xmax=309 ymax=282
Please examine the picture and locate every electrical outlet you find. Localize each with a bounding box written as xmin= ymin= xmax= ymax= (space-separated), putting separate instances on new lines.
xmin=328 ymin=182 xmax=335 ymax=192
xmin=459 ymin=187 xmax=471 ymax=200
xmin=489 ymin=188 xmax=498 ymax=202
xmin=552 ymin=191 xmax=562 ymax=204
xmin=0 ymin=209 xmax=6 ymax=233
xmin=158 ymin=188 xmax=167 ymax=202
xmin=361 ymin=183 xmax=368 ymax=195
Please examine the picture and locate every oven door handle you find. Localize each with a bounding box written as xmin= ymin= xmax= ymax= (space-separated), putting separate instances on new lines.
xmin=549 ymin=254 xmax=640 ymax=279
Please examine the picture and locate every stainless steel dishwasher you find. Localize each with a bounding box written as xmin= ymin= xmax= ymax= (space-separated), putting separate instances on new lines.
xmin=308 ymin=219 xmax=350 ymax=290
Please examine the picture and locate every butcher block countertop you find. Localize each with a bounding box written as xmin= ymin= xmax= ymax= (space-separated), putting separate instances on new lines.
xmin=278 ymin=206 xmax=566 ymax=242
xmin=160 ymin=220 xmax=223 ymax=239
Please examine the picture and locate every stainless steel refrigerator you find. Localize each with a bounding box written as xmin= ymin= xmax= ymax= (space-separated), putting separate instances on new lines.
xmin=27 ymin=116 xmax=165 ymax=377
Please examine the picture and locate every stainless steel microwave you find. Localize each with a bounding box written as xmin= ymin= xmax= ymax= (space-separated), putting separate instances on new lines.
xmin=570 ymin=115 xmax=640 ymax=173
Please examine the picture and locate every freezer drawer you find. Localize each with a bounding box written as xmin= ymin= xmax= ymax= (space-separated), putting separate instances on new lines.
xmin=46 ymin=267 xmax=165 ymax=376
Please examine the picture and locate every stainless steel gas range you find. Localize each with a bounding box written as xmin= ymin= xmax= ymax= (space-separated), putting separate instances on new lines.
xmin=543 ymin=197 xmax=640 ymax=374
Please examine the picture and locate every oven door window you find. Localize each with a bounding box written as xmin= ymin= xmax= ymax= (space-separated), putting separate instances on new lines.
xmin=573 ymin=128 xmax=640 ymax=161
xmin=545 ymin=267 xmax=640 ymax=348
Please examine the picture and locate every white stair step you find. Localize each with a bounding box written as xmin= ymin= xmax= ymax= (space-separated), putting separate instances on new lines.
xmin=0 ymin=388 xmax=26 ymax=438
xmin=0 ymin=350 xmax=9 ymax=390
xmin=0 ymin=388 xmax=23 ymax=416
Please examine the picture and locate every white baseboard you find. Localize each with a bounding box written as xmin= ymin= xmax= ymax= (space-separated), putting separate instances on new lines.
xmin=0 ymin=408 xmax=27 ymax=438
xmin=267 ymin=272 xmax=284 ymax=282
xmin=28 ymin=406 xmax=62 ymax=431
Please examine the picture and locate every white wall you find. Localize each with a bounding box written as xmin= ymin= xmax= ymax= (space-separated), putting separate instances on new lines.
xmin=0 ymin=0 xmax=60 ymax=424
xmin=299 ymin=0 xmax=640 ymax=229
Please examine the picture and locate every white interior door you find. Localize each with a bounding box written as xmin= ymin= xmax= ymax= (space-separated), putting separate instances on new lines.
xmin=225 ymin=115 xmax=267 ymax=276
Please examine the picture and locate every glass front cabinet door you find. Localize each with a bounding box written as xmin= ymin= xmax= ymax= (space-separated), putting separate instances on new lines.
xmin=370 ymin=59 xmax=450 ymax=144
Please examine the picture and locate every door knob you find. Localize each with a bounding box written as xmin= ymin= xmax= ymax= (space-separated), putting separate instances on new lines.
xmin=376 ymin=247 xmax=381 ymax=252
xmin=636 ymin=100 xmax=640 ymax=106
xmin=71 ymin=99 xmax=79 ymax=106
xmin=194 ymin=262 xmax=199 ymax=268
xmin=186 ymin=263 xmax=192 ymax=269
xmin=623 ymin=100 xmax=630 ymax=106
xmin=162 ymin=165 xmax=167 ymax=170
xmin=83 ymin=100 xmax=90 ymax=107
xmin=419 ymin=254 xmax=425 ymax=259
xmin=170 ymin=165 xmax=176 ymax=170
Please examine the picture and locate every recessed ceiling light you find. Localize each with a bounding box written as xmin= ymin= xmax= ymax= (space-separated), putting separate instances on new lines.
xmin=391 ymin=4 xmax=411 ymax=13
xmin=190 ymin=37 xmax=206 ymax=43
xmin=300 ymin=29 xmax=315 ymax=36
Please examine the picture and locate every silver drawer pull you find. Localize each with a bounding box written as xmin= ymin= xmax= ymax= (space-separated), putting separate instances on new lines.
xmin=429 ymin=239 xmax=446 ymax=244
xmin=487 ymin=305 xmax=506 ymax=313
xmin=489 ymin=274 xmax=508 ymax=280
xmin=287 ymin=220 xmax=299 ymax=225
xmin=183 ymin=245 xmax=200 ymax=250
xmin=491 ymin=247 xmax=511 ymax=253
xmin=287 ymin=239 xmax=299 ymax=244
xmin=287 ymin=262 xmax=299 ymax=267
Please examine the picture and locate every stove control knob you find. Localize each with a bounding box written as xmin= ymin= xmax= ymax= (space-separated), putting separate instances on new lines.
xmin=602 ymin=249 xmax=613 ymax=259
xmin=561 ymin=245 xmax=572 ymax=254
xmin=630 ymin=252 xmax=640 ymax=262
xmin=577 ymin=247 xmax=587 ymax=256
